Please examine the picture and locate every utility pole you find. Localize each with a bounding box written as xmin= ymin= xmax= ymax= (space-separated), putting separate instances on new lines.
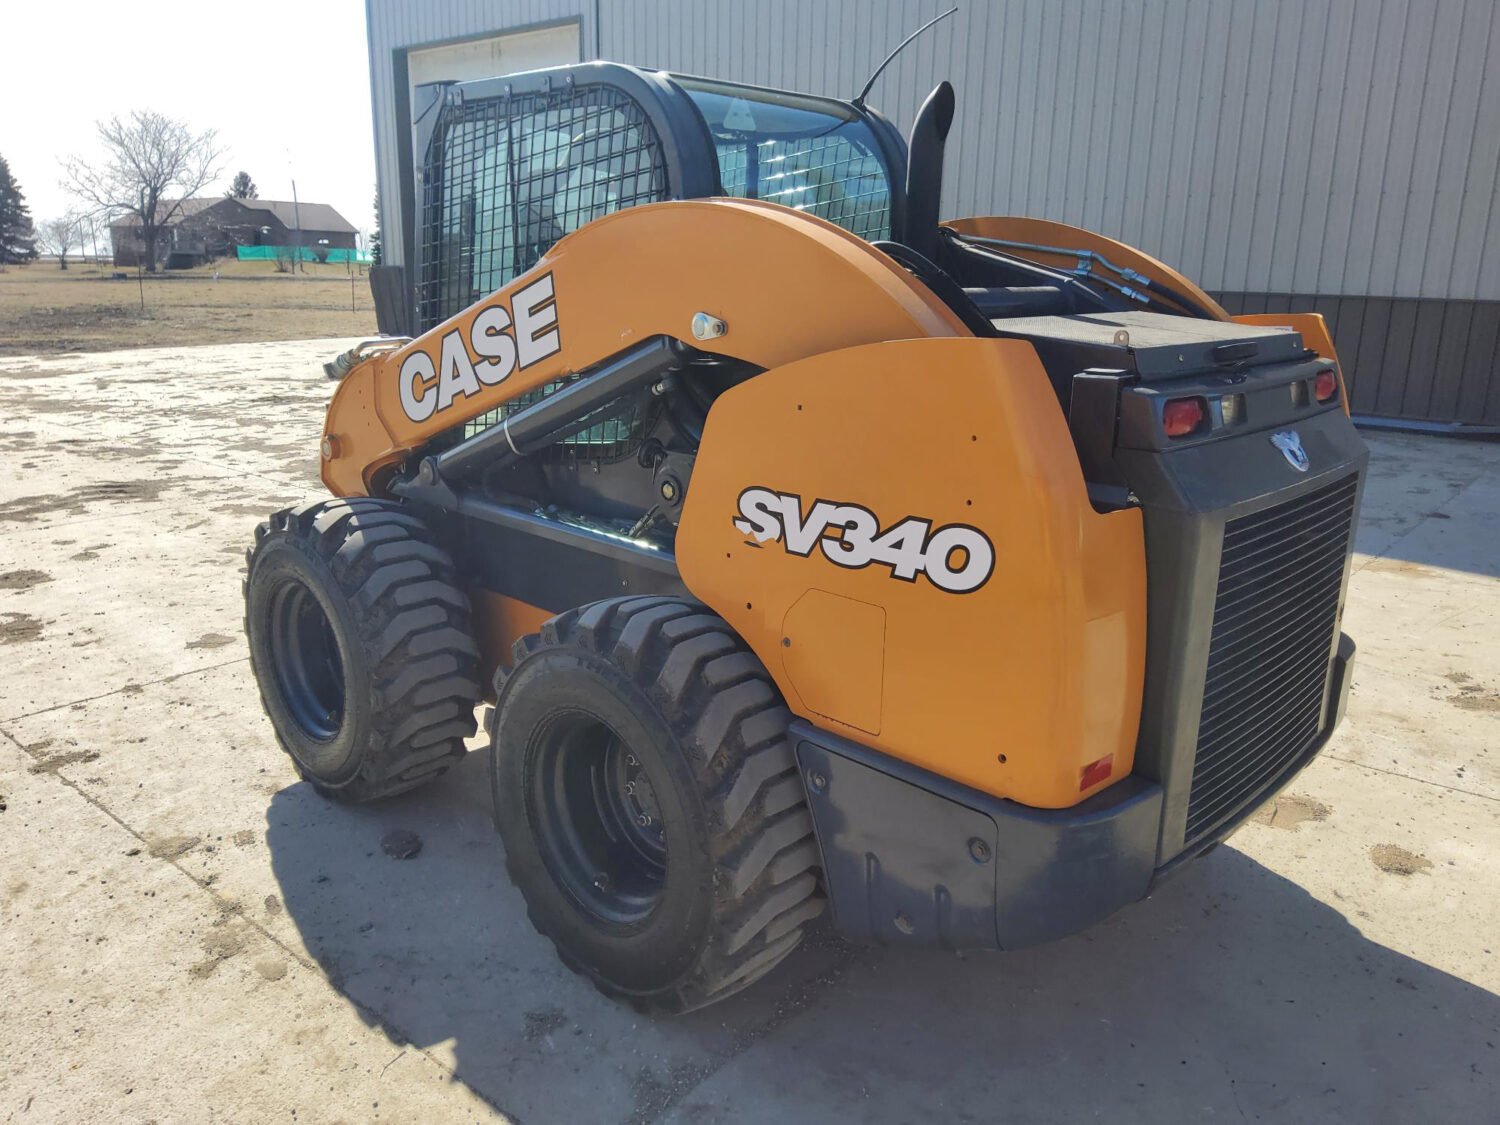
xmin=290 ymin=177 xmax=303 ymax=275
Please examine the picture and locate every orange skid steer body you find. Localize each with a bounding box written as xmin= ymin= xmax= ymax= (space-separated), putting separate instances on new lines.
xmin=247 ymin=63 xmax=1366 ymax=1011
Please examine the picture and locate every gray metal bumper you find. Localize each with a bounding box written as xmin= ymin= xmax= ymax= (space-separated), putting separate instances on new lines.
xmin=796 ymin=633 xmax=1356 ymax=950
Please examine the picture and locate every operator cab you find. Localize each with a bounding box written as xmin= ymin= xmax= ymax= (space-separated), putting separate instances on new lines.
xmin=400 ymin=62 xmax=1129 ymax=339
xmin=406 ymin=63 xmax=908 ymax=335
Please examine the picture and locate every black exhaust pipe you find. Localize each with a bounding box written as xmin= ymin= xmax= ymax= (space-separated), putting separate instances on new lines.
xmin=903 ymin=81 xmax=955 ymax=263
xmin=431 ymin=335 xmax=691 ymax=482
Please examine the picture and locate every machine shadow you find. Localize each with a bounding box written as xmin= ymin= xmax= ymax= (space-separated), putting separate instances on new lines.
xmin=265 ymin=750 xmax=1499 ymax=1123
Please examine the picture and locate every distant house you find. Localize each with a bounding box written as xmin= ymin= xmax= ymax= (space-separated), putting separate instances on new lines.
xmin=110 ymin=198 xmax=358 ymax=268
xmin=108 ymin=199 xmax=219 ymax=267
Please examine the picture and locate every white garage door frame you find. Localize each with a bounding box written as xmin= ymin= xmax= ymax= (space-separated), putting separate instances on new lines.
xmin=407 ymin=20 xmax=583 ymax=121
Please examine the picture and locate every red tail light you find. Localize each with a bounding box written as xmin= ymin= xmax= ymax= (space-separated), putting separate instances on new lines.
xmin=1314 ymin=369 xmax=1339 ymax=402
xmin=1163 ymin=397 xmax=1206 ymax=437
xmin=1080 ymin=754 xmax=1114 ymax=791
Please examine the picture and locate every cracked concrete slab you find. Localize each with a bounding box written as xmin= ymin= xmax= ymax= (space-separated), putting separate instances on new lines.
xmin=1 ymin=342 xmax=1496 ymax=1123
xmin=0 ymin=496 xmax=263 ymax=718
xmin=0 ymin=734 xmax=496 ymax=1123
xmin=1 ymin=660 xmax=857 ymax=1125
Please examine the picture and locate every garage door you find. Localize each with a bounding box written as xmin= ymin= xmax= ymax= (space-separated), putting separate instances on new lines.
xmin=408 ymin=22 xmax=581 ymax=93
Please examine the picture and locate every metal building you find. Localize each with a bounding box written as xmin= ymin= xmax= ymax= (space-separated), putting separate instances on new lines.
xmin=365 ymin=0 xmax=1500 ymax=428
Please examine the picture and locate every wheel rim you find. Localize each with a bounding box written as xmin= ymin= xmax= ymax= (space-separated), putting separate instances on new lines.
xmin=267 ymin=580 xmax=346 ymax=742
xmin=530 ymin=713 xmax=667 ymax=925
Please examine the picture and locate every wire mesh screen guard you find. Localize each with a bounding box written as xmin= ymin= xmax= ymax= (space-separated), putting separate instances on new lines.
xmin=420 ymin=84 xmax=670 ymax=329
xmin=420 ymin=83 xmax=671 ymax=459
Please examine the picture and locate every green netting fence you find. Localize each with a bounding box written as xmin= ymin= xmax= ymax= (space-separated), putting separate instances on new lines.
xmin=236 ymin=246 xmax=372 ymax=263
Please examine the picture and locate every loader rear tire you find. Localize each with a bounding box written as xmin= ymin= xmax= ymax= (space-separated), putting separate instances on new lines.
xmin=244 ymin=498 xmax=481 ymax=802
xmin=491 ymin=596 xmax=825 ymax=1013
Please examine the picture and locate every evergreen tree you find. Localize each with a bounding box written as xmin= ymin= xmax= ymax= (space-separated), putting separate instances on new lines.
xmin=226 ymin=171 xmax=257 ymax=199
xmin=370 ymin=189 xmax=382 ymax=266
xmin=0 ymin=155 xmax=39 ymax=265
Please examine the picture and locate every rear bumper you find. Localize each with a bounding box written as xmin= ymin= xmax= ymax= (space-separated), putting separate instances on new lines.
xmin=797 ymin=633 xmax=1355 ymax=950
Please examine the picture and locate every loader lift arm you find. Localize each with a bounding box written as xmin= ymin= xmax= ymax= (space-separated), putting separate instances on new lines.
xmin=320 ymin=198 xmax=970 ymax=498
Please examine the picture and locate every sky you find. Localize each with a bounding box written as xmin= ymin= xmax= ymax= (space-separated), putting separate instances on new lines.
xmin=1 ymin=0 xmax=377 ymax=240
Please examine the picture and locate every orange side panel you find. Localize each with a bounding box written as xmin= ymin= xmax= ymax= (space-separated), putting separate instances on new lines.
xmin=676 ymin=337 xmax=1147 ymax=809
xmin=944 ymin=215 xmax=1232 ymax=321
xmin=1232 ymin=312 xmax=1352 ymax=416
xmin=470 ymin=591 xmax=553 ymax=701
xmin=320 ymin=199 xmax=968 ymax=497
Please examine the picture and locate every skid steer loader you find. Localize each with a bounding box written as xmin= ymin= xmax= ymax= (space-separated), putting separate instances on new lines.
xmin=244 ymin=63 xmax=1368 ymax=1012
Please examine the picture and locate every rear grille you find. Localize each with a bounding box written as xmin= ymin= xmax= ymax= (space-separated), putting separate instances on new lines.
xmin=1184 ymin=474 xmax=1358 ymax=843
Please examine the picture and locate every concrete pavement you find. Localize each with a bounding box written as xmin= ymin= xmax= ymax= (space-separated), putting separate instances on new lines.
xmin=1 ymin=340 xmax=1495 ymax=1123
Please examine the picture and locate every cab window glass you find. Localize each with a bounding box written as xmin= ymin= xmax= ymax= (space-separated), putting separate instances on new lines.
xmin=677 ymin=76 xmax=893 ymax=240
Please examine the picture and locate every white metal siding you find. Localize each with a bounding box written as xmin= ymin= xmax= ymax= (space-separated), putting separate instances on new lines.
xmin=368 ymin=0 xmax=1500 ymax=300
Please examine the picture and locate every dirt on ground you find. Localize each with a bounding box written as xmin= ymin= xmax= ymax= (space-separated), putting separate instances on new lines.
xmin=0 ymin=260 xmax=377 ymax=355
xmin=1250 ymin=792 xmax=1333 ymax=831
xmin=1370 ymin=843 xmax=1434 ymax=877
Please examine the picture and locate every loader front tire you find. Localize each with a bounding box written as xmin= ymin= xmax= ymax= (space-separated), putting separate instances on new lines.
xmin=491 ymin=596 xmax=825 ymax=1013
xmin=244 ymin=498 xmax=481 ymax=802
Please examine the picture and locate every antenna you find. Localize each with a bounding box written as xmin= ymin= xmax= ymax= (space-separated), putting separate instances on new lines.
xmin=852 ymin=7 xmax=959 ymax=109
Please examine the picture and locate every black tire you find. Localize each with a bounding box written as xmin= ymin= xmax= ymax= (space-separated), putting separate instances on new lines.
xmin=490 ymin=596 xmax=825 ymax=1013
xmin=244 ymin=497 xmax=482 ymax=802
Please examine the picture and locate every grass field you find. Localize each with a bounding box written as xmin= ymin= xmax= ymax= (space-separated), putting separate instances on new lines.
xmin=0 ymin=259 xmax=377 ymax=355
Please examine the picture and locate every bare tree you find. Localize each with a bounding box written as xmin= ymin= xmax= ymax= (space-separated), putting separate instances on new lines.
xmin=37 ymin=214 xmax=82 ymax=269
xmin=64 ymin=111 xmax=223 ymax=273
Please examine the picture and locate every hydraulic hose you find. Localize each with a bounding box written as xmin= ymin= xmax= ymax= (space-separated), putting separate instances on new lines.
xmin=958 ymin=234 xmax=1218 ymax=319
xmin=1137 ymin=276 xmax=1218 ymax=320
